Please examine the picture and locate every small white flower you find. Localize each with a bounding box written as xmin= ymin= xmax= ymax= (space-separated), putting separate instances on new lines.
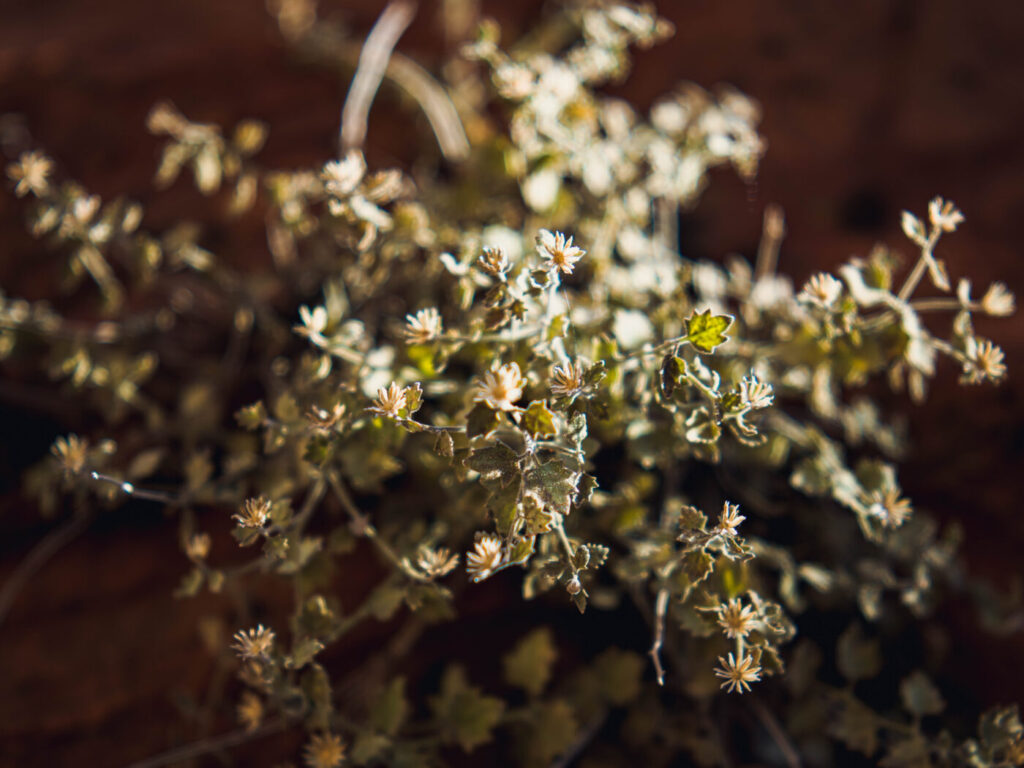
xmin=716 ymin=598 xmax=757 ymax=639
xmin=739 ymin=375 xmax=774 ymax=410
xmin=717 ymin=502 xmax=745 ymax=536
xmin=798 ymin=272 xmax=843 ymax=308
xmin=714 ymin=652 xmax=761 ymax=693
xmin=415 ymin=546 xmax=459 ymax=578
xmin=536 ymin=229 xmax=585 ymax=275
xmin=296 ymin=305 xmax=329 ymax=347
xmin=962 ymin=338 xmax=1007 ymax=384
xmin=474 ymin=362 xmax=524 ymax=411
xmin=980 ymin=282 xmax=1015 ymax=317
xmin=231 ymin=624 xmax=275 ymax=660
xmin=403 ymin=307 xmax=443 ymax=344
xmin=234 ymin=497 xmax=272 ymax=529
xmin=371 ymin=382 xmax=407 ymax=418
xmin=550 ymin=360 xmax=585 ymax=397
xmin=466 ymin=534 xmax=504 ymax=581
xmin=928 ymin=196 xmax=964 ymax=233
xmin=322 ymin=151 xmax=366 ymax=198
xmin=7 ymin=151 xmax=53 ymax=197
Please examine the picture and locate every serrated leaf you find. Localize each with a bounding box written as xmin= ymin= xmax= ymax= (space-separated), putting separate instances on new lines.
xmin=681 ymin=550 xmax=714 ymax=585
xmin=678 ymin=505 xmax=707 ymax=532
xmin=235 ymin=401 xmax=266 ymax=430
xmin=685 ymin=308 xmax=733 ymax=353
xmin=466 ymin=443 xmax=519 ymax=489
xmin=434 ymin=431 xmax=455 ymax=457
xmin=367 ymin=582 xmax=406 ymax=621
xmin=504 ymin=627 xmax=557 ymax=696
xmin=301 ymin=663 xmax=332 ymax=731
xmin=523 ymin=699 xmax=578 ymax=766
xmin=287 ymin=636 xmax=325 ymax=669
xmin=488 ymin=474 xmax=523 ymax=537
xmin=526 ymin=461 xmax=576 ymax=516
xmin=430 ymin=666 xmax=506 ymax=752
xmin=900 ymin=671 xmax=945 ymax=717
xmin=523 ymin=400 xmax=557 ymax=437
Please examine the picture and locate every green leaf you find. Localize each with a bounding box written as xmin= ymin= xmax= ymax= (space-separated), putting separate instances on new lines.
xmin=488 ymin=474 xmax=523 ymax=537
xmin=367 ymin=582 xmax=406 ymax=621
xmin=466 ymin=403 xmax=502 ymax=438
xmin=350 ymin=732 xmax=391 ymax=766
xmin=523 ymin=400 xmax=557 ymax=437
xmin=522 ymin=700 xmax=578 ymax=766
xmin=685 ymin=308 xmax=733 ymax=353
xmin=526 ymin=460 xmax=576 ymax=516
xmin=371 ymin=678 xmax=409 ymax=736
xmin=829 ymin=694 xmax=879 ymax=757
xmin=430 ymin=665 xmax=506 ymax=752
xmin=301 ymin=663 xmax=333 ymax=731
xmin=466 ymin=444 xmax=519 ymax=489
xmin=286 ymin=636 xmax=324 ymax=669
xmin=235 ymin=400 xmax=267 ymax=429
xmin=680 ymin=550 xmax=714 ymax=585
xmin=678 ymin=505 xmax=707 ymax=532
xmin=900 ymin=671 xmax=945 ymax=717
xmin=503 ymin=627 xmax=557 ymax=696
xmin=593 ymin=648 xmax=644 ymax=706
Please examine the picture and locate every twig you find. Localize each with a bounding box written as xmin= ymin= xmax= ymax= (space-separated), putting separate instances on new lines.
xmin=550 ymin=711 xmax=608 ymax=768
xmin=755 ymin=204 xmax=785 ymax=281
xmin=748 ymin=696 xmax=802 ymax=768
xmin=0 ymin=509 xmax=91 ymax=628
xmin=340 ymin=0 xmax=419 ymax=156
xmin=649 ymin=586 xmax=670 ymax=686
xmin=123 ymin=718 xmax=288 ymax=768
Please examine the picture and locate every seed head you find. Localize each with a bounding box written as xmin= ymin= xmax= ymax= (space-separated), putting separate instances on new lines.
xmin=466 ymin=533 xmax=504 ymax=581
xmin=714 ymin=651 xmax=762 ymax=693
xmin=304 ymin=732 xmax=347 ymax=768
xmin=403 ymin=307 xmax=443 ymax=344
xmin=550 ymin=360 xmax=586 ymax=397
xmin=234 ymin=497 xmax=272 ymax=529
xmin=231 ymin=624 xmax=275 ymax=660
xmin=537 ymin=229 xmax=585 ymax=275
xmin=474 ymin=362 xmax=524 ymax=411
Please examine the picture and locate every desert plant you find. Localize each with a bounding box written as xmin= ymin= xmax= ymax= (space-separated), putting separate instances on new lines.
xmin=2 ymin=1 xmax=1021 ymax=766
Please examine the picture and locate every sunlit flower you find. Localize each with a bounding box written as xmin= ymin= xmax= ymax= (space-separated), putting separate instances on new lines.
xmin=416 ymin=546 xmax=459 ymax=578
xmin=963 ymin=338 xmax=1007 ymax=384
xmin=231 ymin=624 xmax=275 ymax=660
xmin=537 ymin=229 xmax=585 ymax=275
xmin=981 ymin=282 xmax=1015 ymax=317
xmin=304 ymin=732 xmax=347 ymax=768
xmin=466 ymin=534 xmax=504 ymax=581
xmin=403 ymin=307 xmax=443 ymax=344
xmin=714 ymin=651 xmax=762 ymax=693
xmin=738 ymin=375 xmax=774 ymax=410
xmin=51 ymin=434 xmax=88 ymax=474
xmin=798 ymin=272 xmax=843 ymax=308
xmin=478 ymin=246 xmax=510 ymax=279
xmin=866 ymin=488 xmax=912 ymax=528
xmin=7 ymin=151 xmax=53 ymax=197
xmin=371 ymin=382 xmax=407 ymax=418
xmin=716 ymin=598 xmax=757 ymax=639
xmin=717 ymin=502 xmax=746 ymax=536
xmin=928 ymin=196 xmax=964 ymax=233
xmin=474 ymin=362 xmax=524 ymax=411
xmin=550 ymin=360 xmax=585 ymax=397
xmin=322 ymin=151 xmax=365 ymax=198
xmin=236 ymin=691 xmax=264 ymax=732
xmin=185 ymin=532 xmax=212 ymax=561
xmin=234 ymin=497 xmax=272 ymax=529
xmin=296 ymin=305 xmax=329 ymax=348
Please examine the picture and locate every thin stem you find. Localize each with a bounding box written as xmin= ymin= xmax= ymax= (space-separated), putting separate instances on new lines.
xmin=340 ymin=0 xmax=418 ymax=155
xmin=123 ymin=718 xmax=288 ymax=768
xmin=0 ymin=509 xmax=91 ymax=627
xmin=897 ymin=230 xmax=941 ymax=301
xmin=649 ymin=587 xmax=670 ymax=686
xmin=755 ymin=204 xmax=785 ymax=281
xmin=747 ymin=697 xmax=802 ymax=768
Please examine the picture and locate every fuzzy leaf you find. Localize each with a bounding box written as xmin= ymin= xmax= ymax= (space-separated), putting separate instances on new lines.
xmin=900 ymin=671 xmax=945 ymax=717
xmin=527 ymin=461 xmax=576 ymax=516
xmin=593 ymin=648 xmax=644 ymax=705
xmin=503 ymin=627 xmax=557 ymax=696
xmin=685 ymin=309 xmax=733 ymax=353
xmin=466 ymin=444 xmax=519 ymax=488
xmin=523 ymin=400 xmax=557 ymax=437
xmin=430 ymin=666 xmax=506 ymax=752
xmin=371 ymin=678 xmax=409 ymax=736
xmin=466 ymin=403 xmax=502 ymax=438
xmin=837 ymin=624 xmax=882 ymax=683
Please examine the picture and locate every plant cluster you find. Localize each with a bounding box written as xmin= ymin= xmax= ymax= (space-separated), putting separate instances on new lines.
xmin=2 ymin=1 xmax=1021 ymax=766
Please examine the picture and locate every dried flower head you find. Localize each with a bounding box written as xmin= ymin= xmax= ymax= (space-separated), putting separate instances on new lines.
xmin=798 ymin=272 xmax=843 ymax=308
xmin=550 ymin=360 xmax=585 ymax=397
xmin=371 ymin=382 xmax=407 ymax=418
xmin=866 ymin=488 xmax=912 ymax=528
xmin=234 ymin=497 xmax=272 ymax=528
xmin=466 ymin=533 xmax=504 ymax=582
xmin=537 ymin=229 xmax=586 ymax=275
xmin=478 ymin=246 xmax=511 ymax=279
xmin=403 ymin=307 xmax=443 ymax=344
xmin=185 ymin=532 xmax=212 ymax=561
xmin=307 ymin=403 xmax=346 ymax=429
xmin=928 ymin=196 xmax=964 ymax=233
xmin=981 ymin=282 xmax=1016 ymax=317
xmin=963 ymin=338 xmax=1007 ymax=384
xmin=304 ymin=732 xmax=347 ymax=768
xmin=714 ymin=651 xmax=762 ymax=693
xmin=231 ymin=624 xmax=275 ymax=660
xmin=236 ymin=691 xmax=264 ymax=732
xmin=474 ymin=362 xmax=524 ymax=411
xmin=739 ymin=375 xmax=774 ymax=410
xmin=716 ymin=598 xmax=757 ymax=639
xmin=717 ymin=502 xmax=746 ymax=535
xmin=51 ymin=434 xmax=88 ymax=474
xmin=7 ymin=150 xmax=53 ymax=197
xmin=415 ymin=546 xmax=459 ymax=579
xmin=322 ymin=151 xmax=365 ymax=198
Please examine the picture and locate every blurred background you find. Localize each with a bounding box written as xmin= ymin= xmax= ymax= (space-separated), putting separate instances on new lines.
xmin=0 ymin=0 xmax=1022 ymax=764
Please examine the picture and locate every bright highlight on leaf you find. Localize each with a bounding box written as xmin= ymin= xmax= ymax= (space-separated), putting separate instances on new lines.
xmin=685 ymin=308 xmax=734 ymax=353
